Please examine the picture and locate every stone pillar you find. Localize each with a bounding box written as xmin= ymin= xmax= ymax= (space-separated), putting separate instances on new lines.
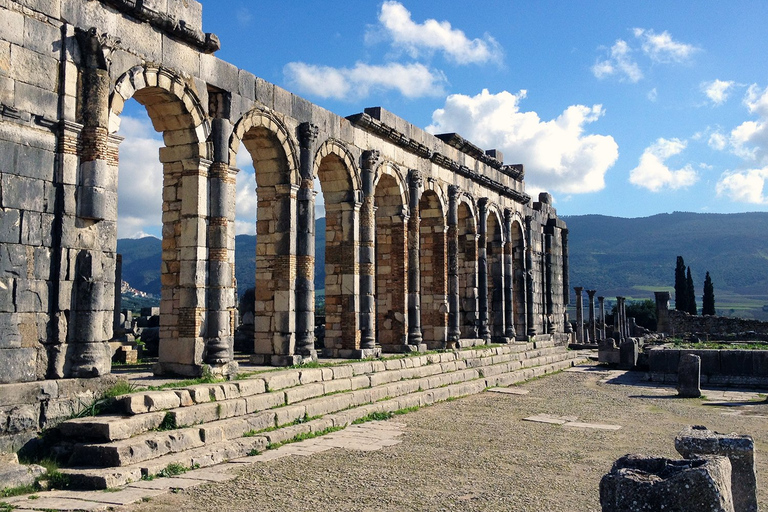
xmin=562 ymin=230 xmax=572 ymax=336
xmin=614 ymin=296 xmax=624 ymax=342
xmin=621 ymin=297 xmax=630 ymax=339
xmin=598 ymin=296 xmax=606 ymax=340
xmin=525 ymin=216 xmax=536 ymax=338
xmin=545 ymin=233 xmax=554 ymax=334
xmin=677 ymin=353 xmax=701 ymax=398
xmin=587 ymin=289 xmax=597 ymax=344
xmin=204 ymin=118 xmax=237 ymax=375
xmin=359 ymin=150 xmax=379 ymax=352
xmin=503 ymin=209 xmax=516 ymax=339
xmin=477 ymin=198 xmax=491 ymax=342
xmin=574 ymin=287 xmax=584 ymax=344
xmin=296 ymin=123 xmax=319 ymax=360
xmin=446 ymin=185 xmax=461 ymax=347
xmin=407 ymin=170 xmax=423 ymax=347
xmin=676 ymin=426 xmax=757 ymax=512
xmin=655 ymin=291 xmax=671 ymax=334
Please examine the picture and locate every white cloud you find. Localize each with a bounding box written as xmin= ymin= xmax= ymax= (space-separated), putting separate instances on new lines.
xmin=592 ymin=40 xmax=643 ymax=83
xmin=708 ymin=131 xmax=727 ymax=151
xmin=647 ymin=88 xmax=658 ymax=102
xmin=236 ymin=7 xmax=252 ymax=26
xmin=633 ymin=28 xmax=698 ymax=63
xmin=117 ymin=115 xmax=163 ymax=238
xmin=284 ymin=61 xmax=446 ymax=100
xmin=702 ymin=79 xmax=734 ymax=106
xmin=716 ymin=167 xmax=768 ymax=204
xmin=724 ymin=84 xmax=768 ymax=163
xmin=374 ymin=1 xmax=502 ymax=65
xmin=629 ymin=138 xmax=698 ymax=192
xmin=427 ymin=89 xmax=618 ymax=194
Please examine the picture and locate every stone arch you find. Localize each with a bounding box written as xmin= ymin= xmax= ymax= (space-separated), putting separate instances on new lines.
xmin=108 ymin=64 xmax=213 ymax=376
xmin=457 ymin=195 xmax=478 ymax=338
xmin=509 ymin=215 xmax=527 ymax=339
xmin=373 ymin=162 xmax=408 ymax=350
xmin=229 ymin=108 xmax=300 ymax=186
xmin=229 ymin=108 xmax=301 ymax=359
xmin=485 ymin=205 xmax=506 ymax=341
xmin=419 ymin=189 xmax=448 ymax=348
xmin=315 ymin=139 xmax=362 ymax=354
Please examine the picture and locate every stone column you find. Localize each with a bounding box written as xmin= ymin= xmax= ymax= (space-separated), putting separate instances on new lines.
xmin=407 ymin=170 xmax=423 ymax=347
xmin=477 ymin=198 xmax=491 ymax=342
xmin=587 ymin=289 xmax=597 ymax=344
xmin=296 ymin=123 xmax=318 ymax=360
xmin=615 ymin=296 xmax=625 ymax=341
xmin=204 ymin=118 xmax=237 ymax=375
xmin=359 ymin=150 xmax=379 ymax=352
xmin=562 ymin=230 xmax=572 ymax=336
xmin=545 ymin=233 xmax=554 ymax=334
xmin=598 ymin=296 xmax=606 ymax=340
xmin=525 ymin=216 xmax=536 ymax=337
xmin=446 ymin=185 xmax=461 ymax=347
xmin=655 ymin=291 xmax=671 ymax=334
xmin=574 ymin=287 xmax=584 ymax=344
xmin=622 ymin=297 xmax=630 ymax=339
xmin=503 ymin=210 xmax=516 ymax=339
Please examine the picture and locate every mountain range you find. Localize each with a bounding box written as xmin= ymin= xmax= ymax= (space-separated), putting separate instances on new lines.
xmin=117 ymin=211 xmax=768 ymax=319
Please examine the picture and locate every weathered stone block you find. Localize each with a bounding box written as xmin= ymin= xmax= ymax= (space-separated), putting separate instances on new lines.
xmin=677 ymin=353 xmax=701 ymax=398
xmin=58 ymin=411 xmax=166 ymax=442
xmin=244 ymin=392 xmax=284 ymax=413
xmin=676 ymin=426 xmax=757 ymax=512
xmin=600 ymin=454 xmax=734 ymax=512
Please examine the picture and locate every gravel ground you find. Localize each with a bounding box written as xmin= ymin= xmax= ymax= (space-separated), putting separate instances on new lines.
xmin=125 ymin=365 xmax=768 ymax=512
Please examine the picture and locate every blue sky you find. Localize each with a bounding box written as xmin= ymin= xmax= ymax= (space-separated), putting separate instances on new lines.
xmin=118 ymin=1 xmax=768 ymax=237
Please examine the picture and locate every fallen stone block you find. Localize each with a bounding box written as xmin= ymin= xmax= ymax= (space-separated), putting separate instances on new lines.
xmin=675 ymin=425 xmax=756 ymax=512
xmin=600 ymin=454 xmax=734 ymax=512
xmin=677 ymin=353 xmax=702 ymax=398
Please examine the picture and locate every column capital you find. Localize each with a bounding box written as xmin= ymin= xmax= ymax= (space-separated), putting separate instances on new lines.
xmin=574 ymin=286 xmax=584 ymax=294
xmin=448 ymin=184 xmax=461 ymax=199
xmin=586 ymin=289 xmax=597 ymax=298
xmin=361 ymin=149 xmax=380 ymax=170
xmin=298 ymin=122 xmax=319 ymax=149
xmin=408 ymin=169 xmax=423 ymax=188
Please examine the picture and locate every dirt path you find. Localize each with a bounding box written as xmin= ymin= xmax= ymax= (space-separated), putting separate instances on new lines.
xmin=124 ymin=365 xmax=768 ymax=512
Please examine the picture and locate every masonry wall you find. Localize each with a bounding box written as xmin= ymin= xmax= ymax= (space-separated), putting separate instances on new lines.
xmin=0 ymin=0 xmax=571 ymax=383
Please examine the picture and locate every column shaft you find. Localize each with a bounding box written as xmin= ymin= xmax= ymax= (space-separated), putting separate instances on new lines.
xmin=407 ymin=171 xmax=423 ymax=345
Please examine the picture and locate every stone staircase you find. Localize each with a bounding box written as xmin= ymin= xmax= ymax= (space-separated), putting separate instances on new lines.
xmin=53 ymin=340 xmax=587 ymax=489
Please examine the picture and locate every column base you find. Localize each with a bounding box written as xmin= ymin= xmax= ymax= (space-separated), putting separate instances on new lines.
xmin=208 ymin=361 xmax=239 ymax=379
xmin=153 ymin=362 xmax=205 ymax=378
xmin=249 ymin=353 xmax=318 ymax=366
xmin=455 ymin=338 xmax=485 ymax=349
xmin=491 ymin=336 xmax=512 ymax=344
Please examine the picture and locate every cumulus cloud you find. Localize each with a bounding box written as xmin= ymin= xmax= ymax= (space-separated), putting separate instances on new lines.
xmin=592 ymin=40 xmax=643 ymax=83
xmin=629 ymin=138 xmax=698 ymax=192
xmin=284 ymin=61 xmax=446 ymax=100
xmin=708 ymin=131 xmax=727 ymax=150
xmin=647 ymin=88 xmax=658 ymax=102
xmin=716 ymin=166 xmax=768 ymax=204
xmin=702 ymin=79 xmax=734 ymax=106
xmin=632 ymin=28 xmax=698 ymax=63
xmin=718 ymin=84 xmax=768 ymax=163
xmin=427 ymin=89 xmax=619 ymax=194
xmin=117 ymin=115 xmax=163 ymax=238
xmin=373 ymin=1 xmax=502 ymax=65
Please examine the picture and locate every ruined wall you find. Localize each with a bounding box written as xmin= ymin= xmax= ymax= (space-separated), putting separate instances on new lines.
xmin=668 ymin=310 xmax=768 ymax=338
xmin=0 ymin=0 xmax=570 ymax=384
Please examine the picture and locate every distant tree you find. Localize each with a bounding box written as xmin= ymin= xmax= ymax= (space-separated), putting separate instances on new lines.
xmin=686 ymin=267 xmax=697 ymax=315
xmin=610 ymin=299 xmax=658 ymax=331
xmin=702 ymin=271 xmax=715 ymax=315
xmin=674 ymin=256 xmax=688 ymax=311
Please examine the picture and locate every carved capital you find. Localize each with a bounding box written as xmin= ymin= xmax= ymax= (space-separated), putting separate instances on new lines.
xmin=408 ymin=169 xmax=423 ymax=188
xmin=76 ymin=27 xmax=120 ymax=71
xmin=298 ymin=122 xmax=319 ymax=149
xmin=448 ymin=184 xmax=461 ymax=199
xmin=361 ymin=150 xmax=380 ymax=170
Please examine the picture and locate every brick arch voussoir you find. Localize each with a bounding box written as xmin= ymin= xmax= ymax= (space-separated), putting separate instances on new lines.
xmin=314 ymin=139 xmax=361 ymax=194
xmin=419 ymin=188 xmax=447 ymax=227
xmin=109 ymin=65 xmax=211 ymax=149
xmin=229 ymin=108 xmax=300 ymax=185
xmin=485 ymin=203 xmax=505 ymax=243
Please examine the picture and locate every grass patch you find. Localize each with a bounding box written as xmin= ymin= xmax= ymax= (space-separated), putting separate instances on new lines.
xmin=670 ymin=339 xmax=768 ymax=350
xmin=1 ymin=484 xmax=36 ymax=498
xmin=265 ymin=425 xmax=344 ymax=450
xmin=155 ymin=412 xmax=177 ymax=431
xmin=143 ymin=376 xmax=223 ymax=392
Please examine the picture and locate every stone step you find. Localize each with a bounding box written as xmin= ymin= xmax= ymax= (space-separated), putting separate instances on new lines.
xmin=60 ymin=354 xmax=586 ymax=489
xmin=56 ymin=344 xmax=574 ymax=443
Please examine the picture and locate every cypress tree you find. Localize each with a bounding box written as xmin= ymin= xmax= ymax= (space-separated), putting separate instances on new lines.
xmin=674 ymin=256 xmax=687 ymax=311
xmin=702 ymin=271 xmax=715 ymax=315
xmin=686 ymin=267 xmax=697 ymax=315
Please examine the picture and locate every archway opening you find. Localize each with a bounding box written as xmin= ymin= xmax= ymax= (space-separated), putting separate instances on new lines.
xmin=457 ymin=202 xmax=477 ymax=339
xmin=419 ymin=190 xmax=447 ymax=349
xmin=486 ymin=211 xmax=505 ymax=341
xmin=510 ymin=220 xmax=526 ymax=339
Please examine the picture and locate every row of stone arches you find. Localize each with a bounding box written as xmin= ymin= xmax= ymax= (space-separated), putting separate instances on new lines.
xmin=103 ymin=64 xmax=535 ymax=374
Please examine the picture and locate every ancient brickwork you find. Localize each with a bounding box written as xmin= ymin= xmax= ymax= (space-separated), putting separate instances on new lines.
xmin=0 ymin=0 xmax=570 ymax=383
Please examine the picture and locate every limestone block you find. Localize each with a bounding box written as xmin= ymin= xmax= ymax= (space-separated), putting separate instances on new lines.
xmin=161 ymin=35 xmax=199 ymax=77
xmin=234 ymin=379 xmax=266 ymax=397
xmin=323 ymin=378 xmax=352 ymax=395
xmin=0 ymin=76 xmax=13 ymax=107
xmin=4 ymin=404 xmax=38 ymax=433
xmin=274 ymin=404 xmax=305 ymax=427
xmin=199 ymin=55 xmax=240 ymax=92
xmin=0 ymin=462 xmax=45 ymax=492
xmin=2 ymin=9 xmax=24 ymax=46
xmin=171 ymin=402 xmax=219 ymax=427
xmin=246 ymin=410 xmax=276 ymax=432
xmin=599 ymin=454 xmax=734 ymax=512
xmin=331 ymin=365 xmax=354 ymax=380
xmin=298 ymin=368 xmax=324 ymax=385
xmin=676 ymin=426 xmax=757 ymax=512
xmin=244 ymin=392 xmax=284 ymax=413
xmin=238 ymin=70 xmax=256 ymax=100
xmin=0 ymin=347 xmax=38 ymax=383
xmin=69 ymin=427 xmax=204 ymax=468
xmin=677 ymin=353 xmax=701 ymax=398
xmin=263 ymin=371 xmax=299 ymax=392
xmin=58 ymin=411 xmax=166 ymax=442
xmin=2 ymin=174 xmax=44 ymax=211
xmin=119 ymin=391 xmax=181 ymax=414
xmin=284 ymin=382 xmax=324 ymax=405
xmin=304 ymin=393 xmax=353 ymax=418
xmin=10 ymin=45 xmax=58 ymax=92
xmin=22 ymin=17 xmax=59 ymax=58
